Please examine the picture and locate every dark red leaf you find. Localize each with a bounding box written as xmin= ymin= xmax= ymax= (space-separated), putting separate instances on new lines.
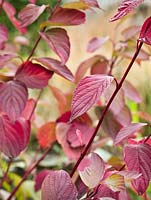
xmin=15 ymin=61 xmax=53 ymax=89
xmin=33 ymin=57 xmax=74 ymax=81
xmin=70 ymin=75 xmax=114 ymax=121
xmin=0 ymin=24 xmax=8 ymax=50
xmin=138 ymin=16 xmax=151 ymax=46
xmin=110 ymin=0 xmax=144 ymax=22
xmin=124 ymin=144 xmax=151 ymax=194
xmin=40 ymin=28 xmax=70 ymax=65
xmin=48 ymin=7 xmax=85 ymax=26
xmin=56 ymin=111 xmax=71 ymax=123
xmin=18 ymin=4 xmax=46 ymax=27
xmin=34 ymin=170 xmax=52 ymax=191
xmin=78 ymin=152 xmax=105 ymax=188
xmin=0 ymin=114 xmax=30 ymax=158
xmin=87 ymin=36 xmax=109 ymax=53
xmin=42 ymin=170 xmax=78 ymax=200
xmin=114 ymin=123 xmax=147 ymax=145
xmin=0 ymin=80 xmax=28 ymax=121
xmin=2 ymin=2 xmax=26 ymax=34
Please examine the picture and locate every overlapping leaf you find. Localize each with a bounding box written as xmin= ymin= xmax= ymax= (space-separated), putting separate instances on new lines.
xmin=124 ymin=144 xmax=151 ymax=194
xmin=18 ymin=4 xmax=46 ymax=27
xmin=0 ymin=80 xmax=28 ymax=121
xmin=47 ymin=6 xmax=85 ymax=26
xmin=0 ymin=25 xmax=8 ymax=50
xmin=42 ymin=170 xmax=78 ymax=200
xmin=40 ymin=28 xmax=70 ymax=65
xmin=78 ymin=152 xmax=105 ymax=188
xmin=70 ymin=75 xmax=114 ymax=121
xmin=0 ymin=114 xmax=30 ymax=158
xmin=110 ymin=0 xmax=144 ymax=22
xmin=37 ymin=122 xmax=56 ymax=149
xmin=35 ymin=170 xmax=52 ymax=191
xmin=21 ymin=99 xmax=36 ymax=121
xmin=15 ymin=61 xmax=53 ymax=89
xmin=33 ymin=57 xmax=74 ymax=81
xmin=138 ymin=16 xmax=151 ymax=46
xmin=114 ymin=123 xmax=147 ymax=145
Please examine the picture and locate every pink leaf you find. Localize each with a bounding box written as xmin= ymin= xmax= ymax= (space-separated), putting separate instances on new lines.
xmin=124 ymin=144 xmax=151 ymax=194
xmin=0 ymin=24 xmax=8 ymax=50
xmin=48 ymin=6 xmax=85 ymax=26
xmin=33 ymin=57 xmax=74 ymax=81
xmin=75 ymin=55 xmax=108 ymax=83
xmin=78 ymin=152 xmax=105 ymax=188
xmin=93 ymin=184 xmax=119 ymax=199
xmin=0 ymin=80 xmax=28 ymax=121
xmin=138 ymin=16 xmax=151 ymax=46
xmin=18 ymin=4 xmax=46 ymax=27
xmin=71 ymin=75 xmax=113 ymax=121
xmin=123 ymin=81 xmax=142 ymax=103
xmin=42 ymin=170 xmax=78 ymax=200
xmin=0 ymin=114 xmax=30 ymax=158
xmin=121 ymin=25 xmax=141 ymax=40
xmin=29 ymin=0 xmax=36 ymax=3
xmin=87 ymin=36 xmax=109 ymax=53
xmin=110 ymin=0 xmax=144 ymax=22
xmin=40 ymin=28 xmax=70 ymax=65
xmin=114 ymin=123 xmax=147 ymax=145
xmin=34 ymin=170 xmax=52 ymax=191
xmin=81 ymin=0 xmax=100 ymax=8
xmin=21 ymin=99 xmax=36 ymax=121
xmin=2 ymin=2 xmax=26 ymax=34
xmin=15 ymin=61 xmax=53 ymax=89
xmin=0 ymin=54 xmax=16 ymax=67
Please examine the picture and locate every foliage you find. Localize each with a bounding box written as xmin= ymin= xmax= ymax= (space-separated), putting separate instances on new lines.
xmin=0 ymin=0 xmax=151 ymax=199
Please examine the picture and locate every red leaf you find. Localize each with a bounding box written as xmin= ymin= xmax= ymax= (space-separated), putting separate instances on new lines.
xmin=42 ymin=170 xmax=78 ymax=200
xmin=0 ymin=80 xmax=28 ymax=121
xmin=138 ymin=16 xmax=151 ymax=46
xmin=2 ymin=2 xmax=26 ymax=34
xmin=0 ymin=24 xmax=8 ymax=50
xmin=123 ymin=81 xmax=142 ymax=103
xmin=40 ymin=28 xmax=70 ymax=65
xmin=75 ymin=55 xmax=108 ymax=83
xmin=110 ymin=0 xmax=144 ymax=22
xmin=34 ymin=170 xmax=51 ymax=191
xmin=37 ymin=122 xmax=56 ymax=149
xmin=0 ymin=114 xmax=30 ymax=158
xmin=15 ymin=61 xmax=53 ymax=89
xmin=33 ymin=57 xmax=74 ymax=81
xmin=114 ymin=123 xmax=147 ymax=145
xmin=18 ymin=4 xmax=46 ymax=27
xmin=87 ymin=36 xmax=109 ymax=53
xmin=90 ymin=58 xmax=109 ymax=75
xmin=48 ymin=7 xmax=85 ymax=26
xmin=21 ymin=98 xmax=36 ymax=121
xmin=78 ymin=152 xmax=105 ymax=188
xmin=124 ymin=144 xmax=151 ymax=194
xmin=71 ymin=75 xmax=114 ymax=121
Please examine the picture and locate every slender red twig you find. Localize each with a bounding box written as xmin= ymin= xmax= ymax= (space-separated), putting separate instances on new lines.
xmin=0 ymin=159 xmax=12 ymax=188
xmin=70 ymin=41 xmax=143 ymax=177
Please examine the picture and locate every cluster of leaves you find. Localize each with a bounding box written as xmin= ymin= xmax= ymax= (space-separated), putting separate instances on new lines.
xmin=0 ymin=0 xmax=151 ymax=199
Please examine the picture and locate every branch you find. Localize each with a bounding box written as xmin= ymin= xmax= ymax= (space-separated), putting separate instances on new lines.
xmin=0 ymin=159 xmax=12 ymax=188
xmin=70 ymin=41 xmax=143 ymax=177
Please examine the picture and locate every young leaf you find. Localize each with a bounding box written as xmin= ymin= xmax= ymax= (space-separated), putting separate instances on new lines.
xmin=0 ymin=24 xmax=8 ymax=50
xmin=18 ymin=4 xmax=46 ymax=27
xmin=47 ymin=7 xmax=85 ymax=26
xmin=37 ymin=122 xmax=56 ymax=149
xmin=87 ymin=36 xmax=109 ymax=53
xmin=138 ymin=16 xmax=151 ymax=46
xmin=75 ymin=55 xmax=108 ymax=83
xmin=78 ymin=152 xmax=105 ymax=188
xmin=40 ymin=28 xmax=70 ymax=65
xmin=0 ymin=80 xmax=28 ymax=121
xmin=114 ymin=123 xmax=147 ymax=145
xmin=35 ymin=170 xmax=52 ymax=191
xmin=41 ymin=170 xmax=78 ymax=200
xmin=70 ymin=75 xmax=114 ymax=121
xmin=110 ymin=0 xmax=144 ymax=22
xmin=124 ymin=144 xmax=151 ymax=194
xmin=0 ymin=114 xmax=30 ymax=158
xmin=15 ymin=61 xmax=53 ymax=89
xmin=33 ymin=57 xmax=74 ymax=81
